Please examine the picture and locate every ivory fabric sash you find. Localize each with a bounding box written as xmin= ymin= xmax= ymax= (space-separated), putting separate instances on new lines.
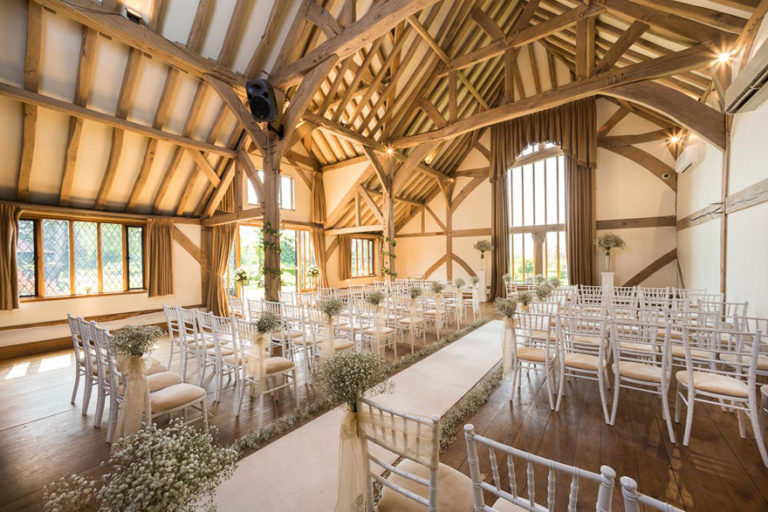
xmin=112 ymin=355 xmax=151 ymax=444
xmin=245 ymin=332 xmax=269 ymax=396
xmin=374 ymin=307 xmax=384 ymax=357
xmin=335 ymin=409 xmax=367 ymax=512
xmin=501 ymin=317 xmax=516 ymax=377
xmin=320 ymin=316 xmax=336 ymax=361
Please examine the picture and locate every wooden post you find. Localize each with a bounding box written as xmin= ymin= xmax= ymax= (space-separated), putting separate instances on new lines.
xmin=446 ymin=197 xmax=453 ymax=280
xmin=381 ymin=155 xmax=396 ymax=281
xmin=263 ymin=133 xmax=281 ymax=301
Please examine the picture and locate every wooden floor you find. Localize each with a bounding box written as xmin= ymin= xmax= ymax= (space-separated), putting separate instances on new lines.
xmin=1 ymin=309 xmax=766 ymax=511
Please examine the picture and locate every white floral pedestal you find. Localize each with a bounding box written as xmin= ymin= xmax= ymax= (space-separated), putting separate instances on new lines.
xmin=477 ymin=269 xmax=487 ymax=302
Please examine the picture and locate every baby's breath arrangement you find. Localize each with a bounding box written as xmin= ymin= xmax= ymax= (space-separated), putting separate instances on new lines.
xmin=43 ymin=421 xmax=237 ymax=512
xmin=503 ymin=273 xmax=513 ymax=283
xmin=318 ymin=297 xmax=343 ymax=318
xmin=470 ymin=275 xmax=480 ymax=286
xmin=430 ymin=281 xmax=445 ymax=295
xmin=495 ymin=297 xmax=518 ymax=318
xmin=306 ymin=265 xmax=320 ymax=279
xmin=233 ymin=267 xmax=249 ymax=285
xmin=109 ymin=325 xmax=164 ymax=357
xmin=365 ymin=290 xmax=385 ymax=307
xmin=473 ymin=240 xmax=494 ymax=259
xmin=534 ymin=274 xmax=546 ymax=285
xmin=517 ymin=291 xmax=533 ymax=306
xmin=409 ymin=286 xmax=423 ymax=299
xmin=595 ymin=233 xmax=625 ymax=254
xmin=549 ymin=276 xmax=561 ymax=288
xmin=256 ymin=311 xmax=280 ymax=334
xmin=454 ymin=277 xmax=466 ymax=289
xmin=535 ymin=283 xmax=553 ymax=300
xmin=318 ymin=352 xmax=391 ymax=412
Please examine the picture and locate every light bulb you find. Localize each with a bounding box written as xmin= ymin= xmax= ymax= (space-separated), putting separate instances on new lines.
xmin=717 ymin=51 xmax=732 ymax=63
xmin=386 ymin=147 xmax=393 ymax=155
xmin=669 ymin=135 xmax=680 ymax=144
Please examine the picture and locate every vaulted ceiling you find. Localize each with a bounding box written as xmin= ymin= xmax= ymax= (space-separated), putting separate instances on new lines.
xmin=0 ymin=0 xmax=763 ymax=227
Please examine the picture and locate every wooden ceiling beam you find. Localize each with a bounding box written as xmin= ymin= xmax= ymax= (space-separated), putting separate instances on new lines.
xmin=392 ymin=41 xmax=723 ymax=148
xmin=217 ymin=0 xmax=252 ymax=68
xmin=17 ymin=2 xmax=43 ymax=203
xmin=205 ymin=74 xmax=268 ymax=151
xmin=593 ymin=20 xmax=649 ymax=74
xmin=273 ymin=0 xmax=442 ymax=88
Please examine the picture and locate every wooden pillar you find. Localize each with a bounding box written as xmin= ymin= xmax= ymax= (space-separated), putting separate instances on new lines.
xmin=446 ymin=198 xmax=453 ymax=280
xmin=532 ymin=231 xmax=546 ymax=276
xmin=263 ymin=133 xmax=281 ymax=301
xmin=381 ymin=155 xmax=396 ymax=280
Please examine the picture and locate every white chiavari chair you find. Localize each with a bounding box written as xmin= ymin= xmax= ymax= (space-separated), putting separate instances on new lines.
xmin=196 ymin=310 xmax=233 ymax=402
xmin=229 ymin=295 xmax=246 ymax=319
xmin=620 ymin=476 xmax=684 ymax=512
xmin=464 ymin=424 xmax=616 ymax=512
xmin=556 ymin=315 xmax=611 ymax=422
xmin=638 ymin=287 xmax=670 ymax=310
xmin=87 ymin=320 xmax=114 ymax=430
xmin=732 ymin=315 xmax=768 ymax=377
xmin=177 ymin=306 xmax=210 ymax=385
xmin=611 ymin=286 xmax=638 ymax=308
xmin=232 ymin=317 xmax=298 ymax=425
xmin=67 ymin=314 xmax=92 ymax=409
xmin=459 ymin=287 xmax=477 ymax=323
xmin=247 ymin=298 xmax=264 ymax=321
xmin=359 ymin=398 xmax=473 ymax=512
xmin=280 ymin=289 xmax=296 ymax=306
xmin=579 ymin=285 xmax=603 ymax=305
xmin=674 ymin=325 xmax=767 ymax=466
xmin=358 ymin=300 xmax=396 ymax=357
xmin=163 ymin=303 xmax=183 ymax=373
xmin=512 ymin=313 xmax=557 ymax=409
xmin=396 ymin=295 xmax=426 ymax=353
xmin=442 ymin=286 xmax=461 ymax=329
xmin=609 ymin=320 xmax=676 ymax=442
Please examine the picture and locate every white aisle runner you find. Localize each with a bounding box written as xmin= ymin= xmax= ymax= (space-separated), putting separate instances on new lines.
xmin=214 ymin=320 xmax=503 ymax=511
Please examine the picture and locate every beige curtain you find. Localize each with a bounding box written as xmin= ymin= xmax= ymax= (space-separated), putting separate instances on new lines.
xmin=205 ymin=224 xmax=237 ymax=316
xmin=310 ymin=173 xmax=329 ymax=287
xmin=0 ymin=204 xmax=21 ymax=310
xmin=490 ymin=98 xmax=597 ymax=290
xmin=565 ymin=157 xmax=596 ymax=285
xmin=146 ymin=218 xmax=174 ymax=297
xmin=338 ymin=235 xmax=351 ymax=281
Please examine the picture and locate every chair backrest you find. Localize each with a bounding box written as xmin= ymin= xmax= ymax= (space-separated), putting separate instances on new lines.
xmin=679 ymin=324 xmax=761 ymax=389
xmin=67 ymin=314 xmax=85 ymax=358
xmin=229 ymin=296 xmax=245 ymax=318
xmin=620 ymin=476 xmax=683 ymax=512
xmin=210 ymin=314 xmax=240 ymax=359
xmin=638 ymin=287 xmax=670 ymax=309
xmin=464 ymin=424 xmax=615 ymax=512
xmin=529 ymin=301 xmax=558 ymax=315
xmin=247 ymin=299 xmax=264 ymax=320
xmin=177 ymin=306 xmax=204 ymax=353
xmin=611 ymin=319 xmax=671 ymax=381
xmin=280 ymin=289 xmax=296 ymax=306
xmin=358 ymin=397 xmax=440 ymax=511
xmin=162 ymin=303 xmax=181 ymax=344
xmin=558 ymin=314 xmax=609 ymax=362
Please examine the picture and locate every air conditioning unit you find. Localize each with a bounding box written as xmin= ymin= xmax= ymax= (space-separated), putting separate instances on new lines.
xmin=675 ymin=135 xmax=706 ymax=174
xmin=725 ymin=40 xmax=768 ymax=113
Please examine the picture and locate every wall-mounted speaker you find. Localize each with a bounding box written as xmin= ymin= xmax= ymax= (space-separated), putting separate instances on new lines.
xmin=245 ymin=79 xmax=278 ymax=122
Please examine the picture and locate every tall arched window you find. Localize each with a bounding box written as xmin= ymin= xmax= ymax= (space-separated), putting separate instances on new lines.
xmin=506 ymin=143 xmax=567 ymax=283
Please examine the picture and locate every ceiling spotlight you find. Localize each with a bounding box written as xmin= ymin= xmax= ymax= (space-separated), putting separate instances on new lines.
xmin=386 ymin=147 xmax=393 ymax=155
xmin=669 ymin=135 xmax=680 ymax=144
xmin=425 ymin=157 xmax=432 ymax=164
xmin=717 ymin=51 xmax=732 ymax=63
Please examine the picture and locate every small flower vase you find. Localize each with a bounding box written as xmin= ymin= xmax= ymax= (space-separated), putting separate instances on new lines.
xmin=604 ymin=251 xmax=612 ymax=272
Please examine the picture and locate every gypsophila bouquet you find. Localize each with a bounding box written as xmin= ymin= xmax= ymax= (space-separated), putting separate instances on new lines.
xmin=409 ymin=286 xmax=423 ymax=299
xmin=535 ymin=283 xmax=552 ymax=300
xmin=534 ymin=274 xmax=546 ymax=285
xmin=495 ymin=298 xmax=518 ymax=318
xmin=454 ymin=277 xmax=466 ymax=289
xmin=306 ymin=265 xmax=320 ymax=278
xmin=503 ymin=273 xmax=513 ymax=283
xmin=517 ymin=291 xmax=533 ymax=306
xmin=365 ymin=290 xmax=385 ymax=307
xmin=109 ymin=325 xmax=164 ymax=357
xmin=318 ymin=297 xmax=343 ymax=318
xmin=549 ymin=276 xmax=561 ymax=288
xmin=256 ymin=311 xmax=280 ymax=334
xmin=595 ymin=233 xmax=625 ymax=254
xmin=319 ymin=352 xmax=392 ymax=412
xmin=473 ymin=240 xmax=494 ymax=259
xmin=234 ymin=267 xmax=249 ymax=285
xmin=470 ymin=275 xmax=480 ymax=286
xmin=430 ymin=281 xmax=445 ymax=295
xmin=43 ymin=420 xmax=237 ymax=512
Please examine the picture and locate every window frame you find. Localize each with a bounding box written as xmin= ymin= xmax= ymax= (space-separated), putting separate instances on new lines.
xmin=246 ymin=171 xmax=295 ymax=211
xmin=18 ymin=215 xmax=147 ymax=301
xmin=349 ymin=237 xmax=376 ymax=278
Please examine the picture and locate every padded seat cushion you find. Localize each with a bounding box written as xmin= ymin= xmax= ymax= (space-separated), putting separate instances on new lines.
xmin=272 ymin=329 xmax=304 ymax=339
xmin=564 ymin=353 xmax=600 ymax=371
xmin=572 ymin=334 xmax=602 ymax=345
xmin=362 ymin=327 xmax=395 ymax=336
xmin=517 ymin=347 xmax=555 ymax=362
xmin=675 ymin=370 xmax=748 ymax=398
xmin=619 ymin=341 xmax=656 ymax=353
xmin=719 ymin=352 xmax=768 ymax=371
xmin=399 ymin=318 xmax=425 ymax=325
xmin=671 ymin=345 xmax=710 ymax=360
xmin=150 ymin=383 xmax=206 ymax=413
xmin=265 ymin=357 xmax=295 ymax=374
xmin=491 ymin=498 xmax=529 ymax=512
xmin=316 ymin=340 xmax=355 ymax=353
xmin=619 ymin=362 xmax=663 ymax=383
xmin=208 ymin=346 xmax=234 ymax=356
xmin=377 ymin=459 xmax=473 ymax=512
xmin=531 ymin=329 xmax=555 ymax=341
xmin=146 ymin=371 xmax=183 ymax=392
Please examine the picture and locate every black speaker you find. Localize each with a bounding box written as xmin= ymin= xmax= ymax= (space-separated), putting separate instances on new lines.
xmin=245 ymin=79 xmax=278 ymax=122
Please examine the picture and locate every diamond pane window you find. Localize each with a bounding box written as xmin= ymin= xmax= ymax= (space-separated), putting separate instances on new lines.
xmin=74 ymin=222 xmax=98 ymax=294
xmin=101 ymin=223 xmax=123 ymax=292
xmin=43 ymin=219 xmax=70 ymax=296
xmin=16 ymin=219 xmax=36 ymax=296
xmin=127 ymin=226 xmax=144 ymax=290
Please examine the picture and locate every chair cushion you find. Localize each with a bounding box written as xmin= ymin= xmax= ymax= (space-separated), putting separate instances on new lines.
xmin=272 ymin=329 xmax=304 ymax=339
xmin=619 ymin=362 xmax=663 ymax=383
xmin=399 ymin=318 xmax=424 ymax=325
xmin=531 ymin=329 xmax=554 ymax=341
xmin=491 ymin=497 xmax=529 ymax=512
xmin=572 ymin=334 xmax=602 ymax=345
xmin=619 ymin=341 xmax=656 ymax=353
xmin=564 ymin=353 xmax=600 ymax=371
xmin=265 ymin=357 xmax=295 ymax=374
xmin=150 ymin=383 xmax=206 ymax=413
xmin=517 ymin=347 xmax=555 ymax=363
xmin=675 ymin=370 xmax=748 ymax=398
xmin=670 ymin=345 xmax=710 ymax=360
xmin=316 ymin=340 xmax=355 ymax=353
xmin=208 ymin=346 xmax=234 ymax=356
xmin=719 ymin=352 xmax=768 ymax=371
xmin=146 ymin=371 xmax=183 ymax=393
xmin=362 ymin=327 xmax=395 ymax=336
xmin=377 ymin=459 xmax=474 ymax=512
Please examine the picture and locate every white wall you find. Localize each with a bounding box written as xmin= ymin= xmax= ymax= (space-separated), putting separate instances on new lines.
xmin=0 ymin=224 xmax=203 ymax=348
